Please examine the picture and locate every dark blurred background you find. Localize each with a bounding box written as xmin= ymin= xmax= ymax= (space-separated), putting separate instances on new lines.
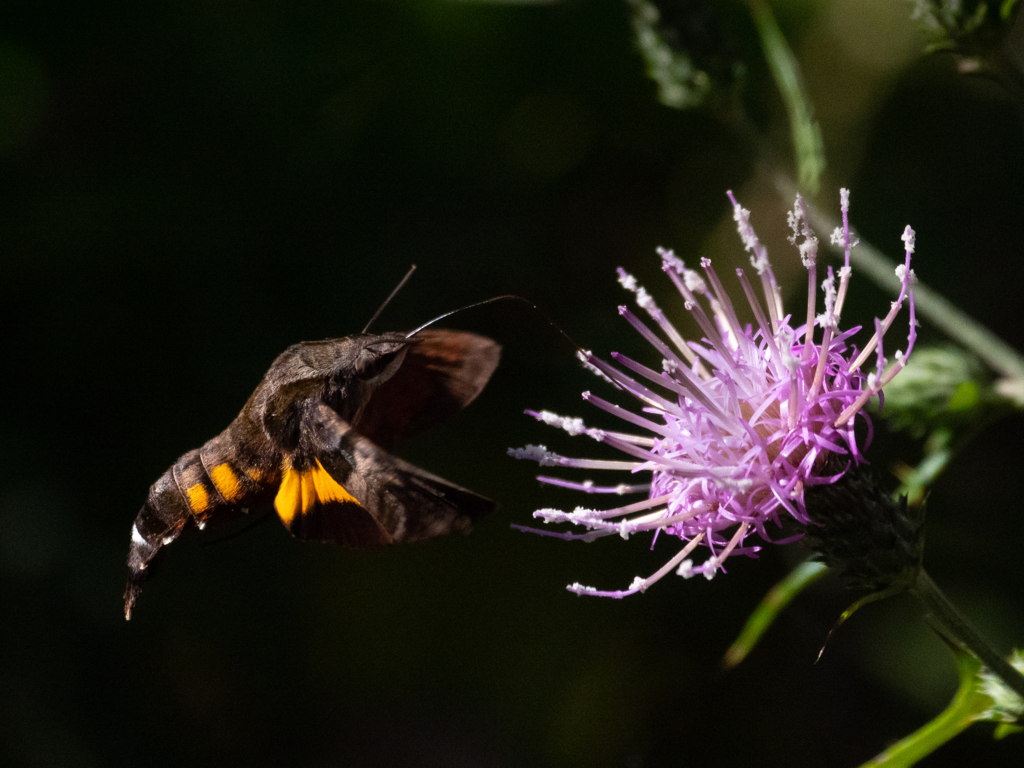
xmin=2 ymin=1 xmax=1023 ymax=766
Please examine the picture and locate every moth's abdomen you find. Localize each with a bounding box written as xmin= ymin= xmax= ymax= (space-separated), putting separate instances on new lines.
xmin=124 ymin=430 xmax=274 ymax=619
xmin=127 ymin=469 xmax=191 ymax=577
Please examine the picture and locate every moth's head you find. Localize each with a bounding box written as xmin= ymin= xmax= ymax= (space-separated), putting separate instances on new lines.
xmin=317 ymin=332 xmax=410 ymax=421
xmin=336 ymin=332 xmax=410 ymax=387
xmin=274 ymin=332 xmax=406 ymax=382
xmin=256 ymin=331 xmax=408 ymax=402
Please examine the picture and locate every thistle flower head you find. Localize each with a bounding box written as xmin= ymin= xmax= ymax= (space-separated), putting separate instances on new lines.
xmin=511 ymin=190 xmax=917 ymax=597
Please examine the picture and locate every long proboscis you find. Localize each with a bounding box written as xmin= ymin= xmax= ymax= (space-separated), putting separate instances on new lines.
xmin=406 ymin=294 xmax=583 ymax=353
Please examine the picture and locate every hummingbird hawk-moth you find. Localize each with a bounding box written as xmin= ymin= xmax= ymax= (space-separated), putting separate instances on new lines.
xmin=124 ymin=327 xmax=500 ymax=619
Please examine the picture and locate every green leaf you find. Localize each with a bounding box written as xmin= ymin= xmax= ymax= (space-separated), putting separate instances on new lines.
xmin=858 ymin=648 xmax=990 ymax=767
xmin=722 ymin=559 xmax=828 ymax=669
xmin=748 ymin=0 xmax=824 ymax=193
xmin=859 ymin=644 xmax=1024 ymax=766
xmin=995 ymin=722 xmax=1024 ymax=738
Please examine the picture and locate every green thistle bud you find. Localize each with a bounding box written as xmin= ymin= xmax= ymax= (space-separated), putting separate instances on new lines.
xmin=909 ymin=0 xmax=1022 ymax=55
xmin=878 ymin=345 xmax=990 ymax=438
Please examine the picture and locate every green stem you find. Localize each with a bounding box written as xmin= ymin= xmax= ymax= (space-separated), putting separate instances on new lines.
xmin=912 ymin=569 xmax=1024 ymax=700
xmin=833 ymin=232 xmax=1024 ymax=379
xmin=777 ymin=175 xmax=1024 ymax=379
xmin=857 ymin=651 xmax=987 ymax=768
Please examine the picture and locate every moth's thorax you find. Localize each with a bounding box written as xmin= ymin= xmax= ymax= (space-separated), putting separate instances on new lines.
xmin=243 ymin=333 xmax=412 ymax=447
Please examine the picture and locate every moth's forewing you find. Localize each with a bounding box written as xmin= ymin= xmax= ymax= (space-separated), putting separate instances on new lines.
xmin=354 ymin=330 xmax=500 ymax=451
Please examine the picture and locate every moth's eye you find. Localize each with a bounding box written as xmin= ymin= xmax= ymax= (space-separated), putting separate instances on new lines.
xmin=353 ymin=348 xmax=398 ymax=381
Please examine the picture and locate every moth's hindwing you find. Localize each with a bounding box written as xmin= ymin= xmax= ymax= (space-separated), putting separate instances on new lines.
xmin=274 ymin=400 xmax=493 ymax=548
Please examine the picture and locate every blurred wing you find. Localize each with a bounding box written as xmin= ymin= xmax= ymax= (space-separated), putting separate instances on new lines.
xmin=274 ymin=401 xmax=493 ymax=547
xmin=354 ymin=329 xmax=500 ymax=451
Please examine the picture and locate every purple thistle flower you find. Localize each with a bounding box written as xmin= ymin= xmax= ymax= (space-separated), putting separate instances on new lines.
xmin=510 ymin=190 xmax=918 ymax=597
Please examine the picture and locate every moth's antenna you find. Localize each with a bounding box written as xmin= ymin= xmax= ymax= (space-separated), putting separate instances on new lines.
xmin=406 ymin=294 xmax=583 ymax=353
xmin=363 ymin=265 xmax=417 ymax=333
